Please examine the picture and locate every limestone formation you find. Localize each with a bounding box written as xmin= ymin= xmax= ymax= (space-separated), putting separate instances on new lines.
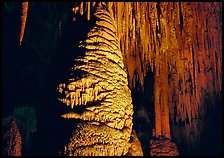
xmin=3 ymin=119 xmax=22 ymax=156
xmin=57 ymin=2 xmax=221 ymax=155
xmin=12 ymin=2 xmax=221 ymax=155
xmin=126 ymin=130 xmax=144 ymax=156
xmin=57 ymin=2 xmax=133 ymax=156
xmin=149 ymin=137 xmax=179 ymax=156
xmin=20 ymin=2 xmax=28 ymax=45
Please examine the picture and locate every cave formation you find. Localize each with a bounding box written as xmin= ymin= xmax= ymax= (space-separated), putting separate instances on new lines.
xmin=2 ymin=2 xmax=222 ymax=156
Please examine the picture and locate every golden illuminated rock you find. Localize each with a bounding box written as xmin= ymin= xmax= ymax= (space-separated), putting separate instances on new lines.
xmin=63 ymin=122 xmax=131 ymax=156
xmin=58 ymin=2 xmax=133 ymax=156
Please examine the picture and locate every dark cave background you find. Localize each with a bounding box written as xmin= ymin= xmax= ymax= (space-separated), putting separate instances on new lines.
xmin=1 ymin=2 xmax=222 ymax=156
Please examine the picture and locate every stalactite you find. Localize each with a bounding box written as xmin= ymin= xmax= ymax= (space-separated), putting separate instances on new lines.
xmin=19 ymin=2 xmax=28 ymax=46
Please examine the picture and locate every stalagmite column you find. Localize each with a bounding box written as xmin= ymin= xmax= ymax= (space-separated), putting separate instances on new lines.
xmin=3 ymin=119 xmax=22 ymax=156
xmin=151 ymin=2 xmax=171 ymax=139
xmin=57 ymin=2 xmax=134 ymax=156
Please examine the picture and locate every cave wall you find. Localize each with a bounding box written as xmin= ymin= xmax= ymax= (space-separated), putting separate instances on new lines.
xmin=73 ymin=2 xmax=222 ymax=155
xmin=112 ymin=2 xmax=222 ymax=155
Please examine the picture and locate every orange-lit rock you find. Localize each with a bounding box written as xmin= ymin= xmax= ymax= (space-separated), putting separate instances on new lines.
xmin=150 ymin=137 xmax=179 ymax=156
xmin=3 ymin=119 xmax=22 ymax=156
xmin=126 ymin=130 xmax=144 ymax=156
xmin=105 ymin=2 xmax=221 ymax=154
xmin=20 ymin=2 xmax=28 ymax=45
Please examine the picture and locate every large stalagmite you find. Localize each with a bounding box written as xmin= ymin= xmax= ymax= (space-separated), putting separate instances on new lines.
xmin=57 ymin=3 xmax=134 ymax=156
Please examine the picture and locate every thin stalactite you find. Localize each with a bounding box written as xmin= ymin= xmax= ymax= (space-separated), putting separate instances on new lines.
xmin=19 ymin=2 xmax=28 ymax=46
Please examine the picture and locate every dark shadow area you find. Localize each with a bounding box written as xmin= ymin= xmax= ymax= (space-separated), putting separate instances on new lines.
xmin=170 ymin=92 xmax=222 ymax=156
xmin=2 ymin=2 xmax=96 ymax=156
xmin=2 ymin=2 xmax=22 ymax=116
xmin=197 ymin=92 xmax=222 ymax=156
xmin=130 ymin=64 xmax=154 ymax=156
xmin=30 ymin=4 xmax=96 ymax=156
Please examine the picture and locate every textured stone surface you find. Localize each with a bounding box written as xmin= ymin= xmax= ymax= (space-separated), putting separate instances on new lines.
xmin=150 ymin=137 xmax=179 ymax=156
xmin=126 ymin=130 xmax=144 ymax=156
xmin=58 ymin=3 xmax=133 ymax=156
xmin=3 ymin=119 xmax=22 ymax=156
xmin=63 ymin=122 xmax=131 ymax=156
